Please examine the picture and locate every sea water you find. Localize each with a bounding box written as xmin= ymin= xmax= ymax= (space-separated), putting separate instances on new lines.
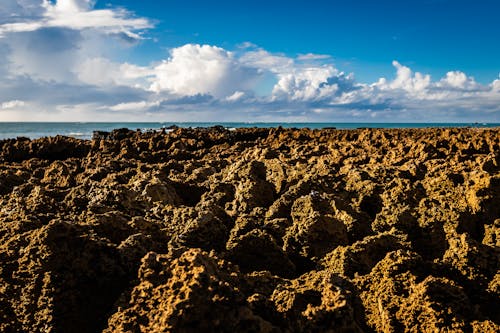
xmin=0 ymin=122 xmax=498 ymax=140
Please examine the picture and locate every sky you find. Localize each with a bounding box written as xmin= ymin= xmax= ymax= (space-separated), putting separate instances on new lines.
xmin=0 ymin=0 xmax=499 ymax=122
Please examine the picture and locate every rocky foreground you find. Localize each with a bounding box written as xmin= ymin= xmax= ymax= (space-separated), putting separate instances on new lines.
xmin=0 ymin=127 xmax=499 ymax=332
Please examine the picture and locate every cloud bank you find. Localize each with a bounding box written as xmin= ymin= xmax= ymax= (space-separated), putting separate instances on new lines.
xmin=0 ymin=0 xmax=499 ymax=122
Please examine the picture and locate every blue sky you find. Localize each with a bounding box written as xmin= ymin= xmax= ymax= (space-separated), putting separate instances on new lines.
xmin=0 ymin=0 xmax=499 ymax=122
xmin=104 ymin=0 xmax=500 ymax=83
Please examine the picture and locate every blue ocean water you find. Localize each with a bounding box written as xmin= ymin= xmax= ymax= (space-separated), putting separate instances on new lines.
xmin=0 ymin=122 xmax=498 ymax=140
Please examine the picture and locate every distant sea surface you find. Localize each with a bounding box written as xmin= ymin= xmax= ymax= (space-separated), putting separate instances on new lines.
xmin=0 ymin=122 xmax=498 ymax=140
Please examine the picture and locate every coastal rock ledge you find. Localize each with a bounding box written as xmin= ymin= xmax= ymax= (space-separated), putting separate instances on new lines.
xmin=0 ymin=127 xmax=499 ymax=332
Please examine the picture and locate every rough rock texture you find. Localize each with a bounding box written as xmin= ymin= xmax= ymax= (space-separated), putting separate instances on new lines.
xmin=0 ymin=127 xmax=499 ymax=332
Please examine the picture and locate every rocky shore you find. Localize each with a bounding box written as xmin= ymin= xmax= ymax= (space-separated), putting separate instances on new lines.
xmin=0 ymin=127 xmax=499 ymax=332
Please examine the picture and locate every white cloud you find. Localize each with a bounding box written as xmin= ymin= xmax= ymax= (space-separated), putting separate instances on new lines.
xmin=442 ymin=71 xmax=468 ymax=88
xmin=438 ymin=71 xmax=480 ymax=90
xmin=150 ymin=44 xmax=260 ymax=98
xmin=52 ymin=0 xmax=95 ymax=13
xmin=109 ymin=100 xmax=159 ymax=112
xmin=0 ymin=2 xmax=498 ymax=122
xmin=368 ymin=61 xmax=496 ymax=105
xmin=148 ymin=45 xmax=358 ymax=103
xmin=76 ymin=57 xmax=153 ymax=88
xmin=375 ymin=61 xmax=431 ymax=95
xmin=0 ymin=0 xmax=152 ymax=83
xmin=297 ymin=53 xmax=331 ymax=61
xmin=272 ymin=66 xmax=340 ymax=101
xmin=0 ymin=0 xmax=152 ymax=38
xmin=1 ymin=100 xmax=26 ymax=109
xmin=239 ymin=49 xmax=294 ymax=73
xmin=492 ymin=77 xmax=500 ymax=92
xmin=225 ymin=91 xmax=246 ymax=102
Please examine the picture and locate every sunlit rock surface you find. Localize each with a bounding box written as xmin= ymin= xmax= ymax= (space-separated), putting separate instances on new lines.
xmin=0 ymin=127 xmax=499 ymax=332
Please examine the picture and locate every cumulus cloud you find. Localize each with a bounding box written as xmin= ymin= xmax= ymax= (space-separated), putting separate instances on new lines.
xmin=370 ymin=61 xmax=494 ymax=103
xmin=438 ymin=71 xmax=481 ymax=90
xmin=147 ymin=44 xmax=358 ymax=104
xmin=0 ymin=2 xmax=498 ymax=122
xmin=346 ymin=61 xmax=500 ymax=121
xmin=374 ymin=61 xmax=431 ymax=96
xmin=492 ymin=76 xmax=500 ymax=92
xmin=150 ymin=44 xmax=261 ymax=98
xmin=272 ymin=66 xmax=358 ymax=101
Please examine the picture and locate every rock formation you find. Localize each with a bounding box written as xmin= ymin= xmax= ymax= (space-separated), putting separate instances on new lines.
xmin=0 ymin=127 xmax=498 ymax=332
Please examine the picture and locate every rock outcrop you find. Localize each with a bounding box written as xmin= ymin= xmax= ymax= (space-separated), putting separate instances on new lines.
xmin=0 ymin=127 xmax=499 ymax=332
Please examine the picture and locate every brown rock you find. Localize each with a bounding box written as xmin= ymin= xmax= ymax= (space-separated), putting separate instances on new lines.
xmin=283 ymin=193 xmax=348 ymax=262
xmin=105 ymin=249 xmax=276 ymax=333
xmin=0 ymin=127 xmax=499 ymax=332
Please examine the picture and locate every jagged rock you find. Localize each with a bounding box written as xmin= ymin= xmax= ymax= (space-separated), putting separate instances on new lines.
xmin=442 ymin=232 xmax=500 ymax=286
xmin=174 ymin=208 xmax=230 ymax=251
xmin=354 ymin=250 xmax=426 ymax=332
xmin=0 ymin=127 xmax=498 ymax=332
xmin=0 ymin=220 xmax=129 ymax=333
xmin=283 ymin=193 xmax=348 ymax=262
xmin=397 ymin=276 xmax=472 ymax=332
xmin=271 ymin=270 xmax=363 ymax=332
xmin=226 ymin=229 xmax=296 ymax=277
xmin=322 ymin=231 xmax=410 ymax=278
xmin=104 ymin=249 xmax=277 ymax=333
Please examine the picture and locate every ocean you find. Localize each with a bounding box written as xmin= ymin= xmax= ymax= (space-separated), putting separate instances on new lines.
xmin=0 ymin=122 xmax=498 ymax=140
